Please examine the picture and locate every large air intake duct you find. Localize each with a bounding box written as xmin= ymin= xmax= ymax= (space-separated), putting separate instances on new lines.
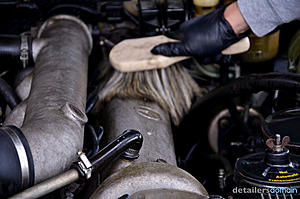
xmin=1 ymin=15 xmax=92 ymax=197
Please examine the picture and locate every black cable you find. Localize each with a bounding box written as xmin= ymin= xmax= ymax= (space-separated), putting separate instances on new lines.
xmin=0 ymin=78 xmax=20 ymax=109
xmin=86 ymin=94 xmax=98 ymax=114
xmin=84 ymin=124 xmax=104 ymax=157
xmin=96 ymin=125 xmax=104 ymax=143
xmin=85 ymin=124 xmax=100 ymax=157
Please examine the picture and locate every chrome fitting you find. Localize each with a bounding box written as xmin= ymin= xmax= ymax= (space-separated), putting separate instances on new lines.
xmin=77 ymin=151 xmax=93 ymax=179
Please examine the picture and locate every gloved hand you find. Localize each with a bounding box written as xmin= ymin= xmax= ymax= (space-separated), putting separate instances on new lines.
xmin=151 ymin=4 xmax=247 ymax=60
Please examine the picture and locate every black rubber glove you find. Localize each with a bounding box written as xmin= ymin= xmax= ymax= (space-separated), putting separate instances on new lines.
xmin=151 ymin=4 xmax=246 ymax=59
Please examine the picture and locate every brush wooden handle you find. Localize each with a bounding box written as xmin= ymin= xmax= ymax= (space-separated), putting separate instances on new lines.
xmin=222 ymin=37 xmax=250 ymax=55
xmin=109 ymin=35 xmax=250 ymax=72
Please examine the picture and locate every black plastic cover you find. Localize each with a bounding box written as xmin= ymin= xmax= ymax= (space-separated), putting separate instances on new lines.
xmin=234 ymin=151 xmax=300 ymax=187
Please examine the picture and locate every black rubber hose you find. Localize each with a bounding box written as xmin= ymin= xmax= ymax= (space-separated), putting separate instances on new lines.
xmin=0 ymin=34 xmax=33 ymax=66
xmin=179 ymin=73 xmax=300 ymax=139
xmin=0 ymin=77 xmax=20 ymax=109
xmin=0 ymin=126 xmax=34 ymax=198
xmin=177 ymin=73 xmax=300 ymax=173
xmin=0 ymin=35 xmax=20 ymax=58
xmin=190 ymin=73 xmax=300 ymax=114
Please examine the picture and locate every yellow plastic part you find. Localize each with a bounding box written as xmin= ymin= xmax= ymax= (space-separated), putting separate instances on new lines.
xmin=193 ymin=0 xmax=219 ymax=16
xmin=193 ymin=0 xmax=219 ymax=7
xmin=194 ymin=6 xmax=216 ymax=16
xmin=124 ymin=0 xmax=139 ymax=17
xmin=240 ymin=31 xmax=280 ymax=63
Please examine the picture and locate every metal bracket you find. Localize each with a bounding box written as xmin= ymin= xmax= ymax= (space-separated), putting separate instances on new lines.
xmin=77 ymin=151 xmax=93 ymax=179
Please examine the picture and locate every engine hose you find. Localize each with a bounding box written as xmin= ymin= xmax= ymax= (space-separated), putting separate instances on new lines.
xmin=190 ymin=73 xmax=300 ymax=114
xmin=0 ymin=126 xmax=34 ymax=198
xmin=177 ymin=73 xmax=300 ymax=146
xmin=2 ymin=15 xmax=93 ymax=197
xmin=0 ymin=34 xmax=32 ymax=66
xmin=0 ymin=35 xmax=20 ymax=57
xmin=177 ymin=73 xmax=300 ymax=172
xmin=0 ymin=77 xmax=20 ymax=109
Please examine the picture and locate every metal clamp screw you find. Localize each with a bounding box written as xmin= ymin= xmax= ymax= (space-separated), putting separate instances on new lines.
xmin=77 ymin=151 xmax=93 ymax=179
xmin=20 ymin=33 xmax=29 ymax=68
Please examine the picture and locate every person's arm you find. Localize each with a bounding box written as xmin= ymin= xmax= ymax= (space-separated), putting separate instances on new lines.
xmin=151 ymin=3 xmax=247 ymax=59
xmin=151 ymin=0 xmax=300 ymax=59
xmin=224 ymin=2 xmax=249 ymax=35
xmin=238 ymin=0 xmax=300 ymax=37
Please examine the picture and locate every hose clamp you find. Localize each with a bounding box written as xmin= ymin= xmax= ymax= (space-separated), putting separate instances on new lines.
xmin=20 ymin=33 xmax=30 ymax=68
xmin=77 ymin=151 xmax=93 ymax=179
xmin=4 ymin=126 xmax=31 ymax=188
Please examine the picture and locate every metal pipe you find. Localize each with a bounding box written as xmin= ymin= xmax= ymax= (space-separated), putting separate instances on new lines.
xmin=19 ymin=15 xmax=92 ymax=183
xmin=99 ymin=98 xmax=177 ymax=175
xmin=90 ymin=64 xmax=207 ymax=198
xmin=9 ymin=130 xmax=143 ymax=199
xmin=8 ymin=169 xmax=79 ymax=199
xmin=89 ymin=98 xmax=195 ymax=199
xmin=89 ymin=162 xmax=208 ymax=199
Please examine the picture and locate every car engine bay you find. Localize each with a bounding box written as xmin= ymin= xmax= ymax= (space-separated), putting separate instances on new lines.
xmin=0 ymin=0 xmax=299 ymax=199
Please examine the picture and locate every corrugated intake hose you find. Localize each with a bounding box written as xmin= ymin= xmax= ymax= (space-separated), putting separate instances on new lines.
xmin=1 ymin=15 xmax=92 ymax=197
